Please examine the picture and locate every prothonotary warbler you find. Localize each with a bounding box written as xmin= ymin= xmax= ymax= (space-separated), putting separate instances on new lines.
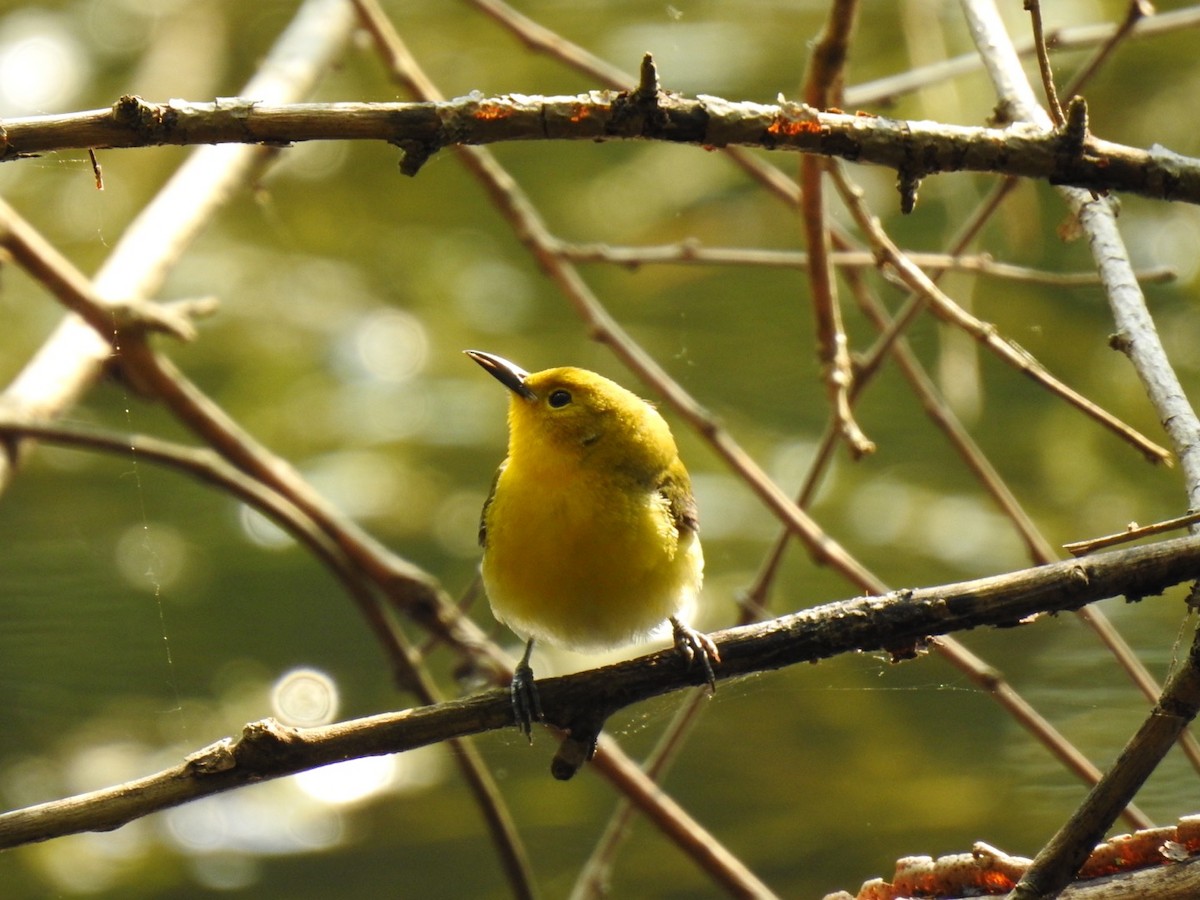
xmin=466 ymin=350 xmax=720 ymax=738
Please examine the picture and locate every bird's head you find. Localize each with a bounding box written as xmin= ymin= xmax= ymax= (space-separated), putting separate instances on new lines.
xmin=466 ymin=350 xmax=677 ymax=477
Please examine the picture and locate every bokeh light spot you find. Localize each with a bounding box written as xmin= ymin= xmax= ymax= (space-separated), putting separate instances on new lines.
xmin=271 ymin=667 xmax=339 ymax=727
xmin=0 ymin=11 xmax=88 ymax=114
xmin=114 ymin=522 xmax=189 ymax=592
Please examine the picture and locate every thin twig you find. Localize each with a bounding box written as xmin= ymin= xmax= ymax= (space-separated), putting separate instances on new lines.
xmin=87 ymin=148 xmax=103 ymax=190
xmin=0 ymin=418 xmax=381 ymax=613
xmin=550 ymin=239 xmax=1174 ymax=285
xmin=802 ymin=0 xmax=873 ymax=458
xmin=1025 ymin=0 xmax=1065 ymax=125
xmin=1061 ymin=0 xmax=1156 ymax=98
xmin=1066 ymin=511 xmax=1200 ymax=556
xmin=468 ymin=0 xmax=632 ymax=88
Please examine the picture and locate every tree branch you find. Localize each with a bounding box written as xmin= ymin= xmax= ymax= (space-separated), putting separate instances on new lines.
xmin=4 ymin=92 xmax=1199 ymax=204
xmin=3 ymin=533 xmax=1199 ymax=850
xmin=547 ymin=239 xmax=1175 ymax=285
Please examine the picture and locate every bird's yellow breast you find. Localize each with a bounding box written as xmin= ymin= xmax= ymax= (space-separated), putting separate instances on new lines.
xmin=481 ymin=443 xmax=702 ymax=653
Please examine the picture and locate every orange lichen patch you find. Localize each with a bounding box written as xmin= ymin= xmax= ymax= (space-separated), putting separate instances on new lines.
xmin=849 ymin=849 xmax=1029 ymax=898
xmin=893 ymin=854 xmax=1017 ymax=895
xmin=978 ymin=870 xmax=1019 ymax=891
xmin=1080 ymin=827 xmax=1175 ymax=877
xmin=568 ymin=104 xmax=591 ymax=123
xmin=855 ymin=110 xmax=877 ymax=118
xmin=767 ymin=115 xmax=822 ymax=136
xmin=834 ymin=819 xmax=1200 ymax=898
xmin=1178 ymin=814 xmax=1200 ymax=849
xmin=475 ymin=102 xmax=512 ymax=121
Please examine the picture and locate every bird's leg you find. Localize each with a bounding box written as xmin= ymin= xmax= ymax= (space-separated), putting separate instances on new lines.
xmin=670 ymin=616 xmax=721 ymax=693
xmin=511 ymin=638 xmax=544 ymax=741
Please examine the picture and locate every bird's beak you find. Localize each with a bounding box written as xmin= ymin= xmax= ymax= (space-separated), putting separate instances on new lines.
xmin=465 ymin=350 xmax=537 ymax=400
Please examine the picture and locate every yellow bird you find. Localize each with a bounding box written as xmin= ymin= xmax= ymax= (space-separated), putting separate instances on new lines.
xmin=466 ymin=350 xmax=719 ymax=737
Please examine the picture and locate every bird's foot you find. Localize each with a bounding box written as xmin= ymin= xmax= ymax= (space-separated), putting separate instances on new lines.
xmin=670 ymin=616 xmax=721 ymax=693
xmin=511 ymin=657 xmax=544 ymax=742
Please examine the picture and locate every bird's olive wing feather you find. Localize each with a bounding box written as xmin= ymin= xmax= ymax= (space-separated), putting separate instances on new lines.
xmin=479 ymin=462 xmax=506 ymax=549
xmin=658 ymin=458 xmax=698 ymax=537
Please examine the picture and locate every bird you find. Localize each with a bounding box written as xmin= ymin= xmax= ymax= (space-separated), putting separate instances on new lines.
xmin=466 ymin=349 xmax=719 ymax=739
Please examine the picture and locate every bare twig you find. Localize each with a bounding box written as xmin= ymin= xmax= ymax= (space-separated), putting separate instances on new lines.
xmin=0 ymin=417 xmax=378 ymax=608
xmin=1061 ymin=0 xmax=1156 ymax=98
xmin=1025 ymin=0 xmax=1066 ymax=125
xmin=802 ymin=0 xmax=873 ymax=458
xmin=1065 ymin=512 xmax=1200 ymax=556
xmin=467 ymin=0 xmax=632 ymax=88
xmin=549 ymin=239 xmax=1174 ymax=285
xmin=87 ymin=148 xmax=103 ymax=190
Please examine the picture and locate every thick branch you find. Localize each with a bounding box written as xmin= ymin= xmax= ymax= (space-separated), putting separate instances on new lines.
xmin=3 ymin=533 xmax=1199 ymax=850
xmin=4 ymin=93 xmax=1199 ymax=204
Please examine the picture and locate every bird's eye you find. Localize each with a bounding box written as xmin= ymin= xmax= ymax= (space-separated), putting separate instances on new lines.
xmin=548 ymin=389 xmax=572 ymax=408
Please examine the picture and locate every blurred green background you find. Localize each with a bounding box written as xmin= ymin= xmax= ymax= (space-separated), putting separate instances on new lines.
xmin=2 ymin=0 xmax=1200 ymax=896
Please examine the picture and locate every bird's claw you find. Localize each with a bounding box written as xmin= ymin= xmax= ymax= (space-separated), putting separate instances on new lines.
xmin=511 ymin=658 xmax=544 ymax=742
xmin=670 ymin=616 xmax=720 ymax=693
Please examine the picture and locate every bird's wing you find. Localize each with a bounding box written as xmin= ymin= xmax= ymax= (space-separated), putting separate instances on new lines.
xmin=478 ymin=461 xmax=506 ymax=548
xmin=657 ymin=457 xmax=698 ymax=538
